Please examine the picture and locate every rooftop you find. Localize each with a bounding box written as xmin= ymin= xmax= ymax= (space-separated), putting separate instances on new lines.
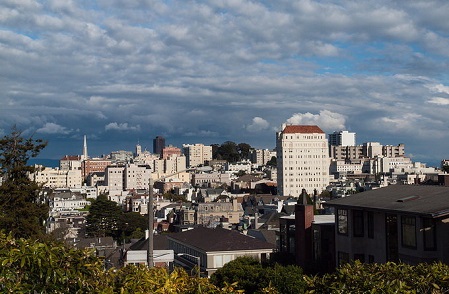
xmin=282 ymin=125 xmax=324 ymax=134
xmin=324 ymin=185 xmax=449 ymax=218
xmin=167 ymin=226 xmax=275 ymax=252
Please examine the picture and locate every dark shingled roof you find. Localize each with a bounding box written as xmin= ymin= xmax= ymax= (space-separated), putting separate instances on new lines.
xmin=129 ymin=234 xmax=170 ymax=251
xmin=282 ymin=125 xmax=324 ymax=134
xmin=324 ymin=185 xmax=449 ymax=218
xmin=167 ymin=226 xmax=275 ymax=252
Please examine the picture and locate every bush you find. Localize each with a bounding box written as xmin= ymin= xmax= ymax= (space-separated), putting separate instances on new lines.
xmin=305 ymin=260 xmax=449 ymax=293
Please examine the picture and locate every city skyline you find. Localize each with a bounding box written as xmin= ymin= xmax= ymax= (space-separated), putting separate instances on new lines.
xmin=1 ymin=1 xmax=449 ymax=166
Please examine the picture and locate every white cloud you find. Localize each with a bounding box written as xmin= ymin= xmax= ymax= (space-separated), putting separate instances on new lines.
xmin=428 ymin=97 xmax=449 ymax=106
xmin=286 ymin=110 xmax=346 ymax=132
xmin=104 ymin=122 xmax=140 ymax=131
xmin=36 ymin=122 xmax=71 ymax=134
xmin=246 ymin=117 xmax=270 ymax=132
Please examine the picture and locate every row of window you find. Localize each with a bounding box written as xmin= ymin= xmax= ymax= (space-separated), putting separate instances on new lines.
xmin=337 ymin=209 xmax=436 ymax=251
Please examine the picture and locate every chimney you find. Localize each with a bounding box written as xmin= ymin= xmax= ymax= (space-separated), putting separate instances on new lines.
xmin=295 ymin=196 xmax=314 ymax=272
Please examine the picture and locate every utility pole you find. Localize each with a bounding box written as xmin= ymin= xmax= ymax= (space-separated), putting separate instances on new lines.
xmin=147 ymin=168 xmax=193 ymax=269
xmin=148 ymin=178 xmax=154 ymax=268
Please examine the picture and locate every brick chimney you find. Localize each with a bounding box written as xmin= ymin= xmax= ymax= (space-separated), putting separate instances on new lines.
xmin=295 ymin=189 xmax=314 ymax=271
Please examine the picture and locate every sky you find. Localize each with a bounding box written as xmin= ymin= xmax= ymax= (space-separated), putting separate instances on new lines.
xmin=1 ymin=0 xmax=449 ymax=167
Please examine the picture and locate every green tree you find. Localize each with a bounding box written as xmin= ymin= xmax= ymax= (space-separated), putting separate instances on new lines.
xmin=120 ymin=212 xmax=148 ymax=242
xmin=266 ymin=156 xmax=277 ymax=167
xmin=266 ymin=263 xmax=305 ymax=294
xmin=218 ymin=141 xmax=240 ymax=163
xmin=0 ymin=128 xmax=48 ymax=239
xmin=86 ymin=194 xmax=123 ymax=239
xmin=210 ymin=256 xmax=268 ymax=293
xmin=237 ymin=143 xmax=252 ymax=160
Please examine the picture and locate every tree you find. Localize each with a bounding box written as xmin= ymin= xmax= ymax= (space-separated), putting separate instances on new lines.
xmin=237 ymin=143 xmax=252 ymax=160
xmin=218 ymin=141 xmax=240 ymax=163
xmin=210 ymin=256 xmax=268 ymax=293
xmin=266 ymin=156 xmax=277 ymax=167
xmin=86 ymin=195 xmax=123 ymax=239
xmin=0 ymin=127 xmax=48 ymax=239
xmin=120 ymin=212 xmax=148 ymax=242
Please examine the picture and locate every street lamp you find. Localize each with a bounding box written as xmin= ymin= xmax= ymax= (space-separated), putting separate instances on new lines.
xmin=177 ymin=253 xmax=201 ymax=278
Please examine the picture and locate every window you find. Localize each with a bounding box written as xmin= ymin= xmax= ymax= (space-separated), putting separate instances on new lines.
xmin=423 ymin=218 xmax=436 ymax=251
xmin=367 ymin=212 xmax=374 ymax=239
xmin=354 ymin=254 xmax=365 ymax=263
xmin=401 ymin=216 xmax=416 ymax=248
xmin=338 ymin=251 xmax=349 ymax=266
xmin=337 ymin=209 xmax=348 ymax=235
xmin=353 ymin=210 xmax=364 ymax=237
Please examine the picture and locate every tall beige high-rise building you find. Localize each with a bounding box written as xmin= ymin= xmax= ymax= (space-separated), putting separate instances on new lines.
xmin=182 ymin=144 xmax=212 ymax=167
xmin=276 ymin=124 xmax=330 ymax=196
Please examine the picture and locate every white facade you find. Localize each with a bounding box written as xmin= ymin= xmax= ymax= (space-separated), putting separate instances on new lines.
xmin=183 ymin=144 xmax=212 ymax=167
xmin=249 ymin=149 xmax=275 ymax=166
xmin=51 ymin=194 xmax=90 ymax=211
xmin=328 ymin=130 xmax=356 ymax=146
xmin=124 ymin=164 xmax=151 ymax=190
xmin=32 ymin=166 xmax=83 ymax=188
xmin=225 ymin=160 xmax=252 ymax=174
xmin=276 ymin=124 xmax=330 ymax=196
xmin=192 ymin=172 xmax=232 ymax=187
xmin=105 ymin=165 xmax=124 ymax=192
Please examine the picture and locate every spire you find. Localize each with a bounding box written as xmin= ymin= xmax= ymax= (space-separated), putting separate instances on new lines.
xmin=83 ymin=135 xmax=88 ymax=160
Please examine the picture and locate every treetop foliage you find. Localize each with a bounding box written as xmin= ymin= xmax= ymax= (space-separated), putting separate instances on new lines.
xmin=0 ymin=128 xmax=48 ymax=239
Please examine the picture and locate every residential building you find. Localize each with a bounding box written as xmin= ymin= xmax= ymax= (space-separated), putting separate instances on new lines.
xmin=196 ymin=200 xmax=244 ymax=227
xmin=324 ymin=185 xmax=449 ymax=266
xmin=124 ymin=234 xmax=174 ymax=268
xmin=82 ymin=158 xmax=112 ymax=180
xmin=60 ymin=155 xmax=82 ymax=171
xmin=330 ymin=143 xmax=405 ymax=161
xmin=162 ymin=145 xmax=182 ymax=159
xmin=183 ymin=144 xmax=213 ymax=168
xmin=110 ymin=150 xmax=133 ymax=163
xmin=328 ymin=131 xmax=356 ymax=147
xmin=250 ymin=149 xmax=276 ymax=166
xmin=192 ymin=172 xmax=232 ymax=188
xmin=276 ymin=124 xmax=330 ymax=196
xmin=32 ymin=166 xmax=83 ymax=188
xmin=168 ymin=226 xmax=275 ymax=276
xmin=225 ymin=160 xmax=252 ymax=174
xmin=124 ymin=164 xmax=152 ymax=190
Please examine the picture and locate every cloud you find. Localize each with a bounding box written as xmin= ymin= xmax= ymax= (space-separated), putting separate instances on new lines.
xmin=36 ymin=123 xmax=71 ymax=134
xmin=246 ymin=117 xmax=270 ymax=132
xmin=1 ymin=0 xmax=449 ymax=165
xmin=285 ymin=110 xmax=346 ymax=132
xmin=428 ymin=97 xmax=449 ymax=105
xmin=104 ymin=122 xmax=140 ymax=132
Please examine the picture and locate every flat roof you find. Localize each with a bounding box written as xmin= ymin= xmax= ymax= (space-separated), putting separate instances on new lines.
xmin=324 ymin=185 xmax=449 ymax=218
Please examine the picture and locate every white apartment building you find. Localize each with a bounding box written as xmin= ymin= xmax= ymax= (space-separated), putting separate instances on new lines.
xmin=104 ymin=165 xmax=125 ymax=192
xmin=330 ymin=160 xmax=364 ymax=175
xmin=192 ymin=172 xmax=232 ymax=187
xmin=225 ymin=160 xmax=252 ymax=174
xmin=164 ymin=155 xmax=187 ymax=175
xmin=32 ymin=166 xmax=83 ymax=188
xmin=328 ymin=130 xmax=356 ymax=146
xmin=249 ymin=149 xmax=276 ymax=166
xmin=124 ymin=164 xmax=152 ymax=190
xmin=276 ymin=124 xmax=330 ymax=196
xmin=183 ymin=144 xmax=212 ymax=167
xmin=105 ymin=164 xmax=153 ymax=192
xmin=51 ymin=192 xmax=90 ymax=212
